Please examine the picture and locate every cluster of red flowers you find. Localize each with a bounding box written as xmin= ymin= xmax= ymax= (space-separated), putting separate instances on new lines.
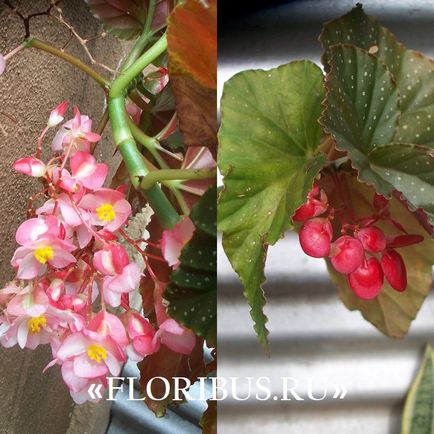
xmin=293 ymin=183 xmax=424 ymax=300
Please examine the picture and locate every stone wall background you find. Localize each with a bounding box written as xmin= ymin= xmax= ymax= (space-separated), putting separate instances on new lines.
xmin=0 ymin=1 xmax=128 ymax=432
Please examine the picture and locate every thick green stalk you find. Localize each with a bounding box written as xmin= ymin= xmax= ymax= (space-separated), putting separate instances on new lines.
xmin=109 ymin=34 xmax=180 ymax=229
xmin=140 ymin=168 xmax=217 ymax=190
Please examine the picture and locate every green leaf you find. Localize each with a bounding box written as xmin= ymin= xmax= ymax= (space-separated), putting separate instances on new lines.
xmin=190 ymin=183 xmax=217 ymax=237
xmin=86 ymin=0 xmax=173 ymax=40
xmin=369 ymin=143 xmax=434 ymax=226
xmin=321 ymin=4 xmax=434 ymax=148
xmin=321 ymin=4 xmax=402 ymax=76
xmin=321 ymin=44 xmax=400 ymax=193
xmin=164 ymin=185 xmax=217 ymax=347
xmin=321 ymin=5 xmax=434 ymax=225
xmin=323 ymin=172 xmax=434 ymax=338
xmin=402 ymin=345 xmax=434 ymax=434
xmin=218 ymin=61 xmax=327 ymax=349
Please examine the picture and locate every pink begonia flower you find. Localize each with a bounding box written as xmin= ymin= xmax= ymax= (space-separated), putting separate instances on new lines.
xmin=50 ymin=167 xmax=83 ymax=194
xmin=86 ymin=310 xmax=128 ymax=350
xmin=11 ymin=234 xmax=76 ymax=280
xmin=15 ymin=216 xmax=65 ymax=246
xmin=94 ymin=244 xmax=141 ymax=307
xmin=122 ymin=310 xmax=159 ymax=361
xmin=46 ymin=278 xmax=87 ymax=314
xmin=1 ymin=283 xmax=82 ymax=350
xmin=70 ymin=152 xmax=108 ymax=191
xmin=0 ymin=281 xmax=23 ymax=310
xmin=37 ymin=192 xmax=84 ymax=227
xmin=51 ymin=152 xmax=108 ymax=194
xmin=55 ymin=318 xmax=126 ymax=402
xmin=0 ymin=54 xmax=5 ymax=76
xmin=156 ymin=318 xmax=196 ymax=354
xmin=48 ymin=100 xmax=68 ymax=128
xmin=52 ymin=107 xmax=100 ymax=154
xmin=161 ymin=217 xmax=195 ymax=267
xmin=154 ymin=283 xmax=195 ymax=355
xmin=61 ymin=362 xmax=107 ymax=404
xmin=13 ymin=157 xmax=46 ymax=177
xmin=80 ymin=188 xmax=132 ymax=232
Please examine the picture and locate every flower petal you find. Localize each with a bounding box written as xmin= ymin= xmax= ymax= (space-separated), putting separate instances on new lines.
xmin=61 ymin=361 xmax=89 ymax=392
xmin=56 ymin=333 xmax=88 ymax=360
xmin=73 ymin=353 xmax=107 ymax=378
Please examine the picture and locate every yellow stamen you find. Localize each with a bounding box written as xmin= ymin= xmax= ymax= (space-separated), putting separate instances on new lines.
xmin=96 ymin=203 xmax=115 ymax=222
xmin=34 ymin=246 xmax=53 ymax=264
xmin=28 ymin=315 xmax=47 ymax=334
xmin=87 ymin=344 xmax=107 ymax=363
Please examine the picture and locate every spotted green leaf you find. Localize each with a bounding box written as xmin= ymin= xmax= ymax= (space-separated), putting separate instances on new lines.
xmin=402 ymin=345 xmax=434 ymax=434
xmin=369 ymin=143 xmax=434 ymax=226
xmin=321 ymin=5 xmax=434 ymax=227
xmin=218 ymin=61 xmax=326 ymax=350
xmin=324 ymin=173 xmax=434 ymax=338
xmin=164 ymin=186 xmax=216 ymax=347
xmin=322 ymin=44 xmax=400 ymax=193
xmin=321 ymin=4 xmax=434 ymax=148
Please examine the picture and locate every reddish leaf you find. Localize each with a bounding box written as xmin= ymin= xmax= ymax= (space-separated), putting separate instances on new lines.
xmin=138 ymin=338 xmax=206 ymax=416
xmin=167 ymin=0 xmax=217 ymax=155
xmin=200 ymin=400 xmax=217 ymax=434
xmin=86 ymin=0 xmax=174 ymax=40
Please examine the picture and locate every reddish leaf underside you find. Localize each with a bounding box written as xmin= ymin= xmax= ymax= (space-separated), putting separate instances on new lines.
xmin=86 ymin=0 xmax=174 ymax=40
xmin=138 ymin=339 xmax=206 ymax=417
xmin=167 ymin=0 xmax=217 ymax=154
xmin=200 ymin=400 xmax=217 ymax=434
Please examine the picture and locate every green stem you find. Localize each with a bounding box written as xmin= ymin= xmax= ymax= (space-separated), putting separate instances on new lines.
xmin=127 ymin=117 xmax=184 ymax=167
xmin=140 ymin=168 xmax=217 ymax=191
xmin=170 ymin=187 xmax=190 ymax=215
xmin=110 ymin=35 xmax=167 ymax=98
xmin=109 ymin=34 xmax=180 ymax=229
xmin=120 ymin=0 xmax=156 ymax=71
xmin=128 ymin=117 xmax=159 ymax=150
xmin=26 ymin=38 xmax=109 ymax=89
xmin=127 ymin=117 xmax=169 ymax=168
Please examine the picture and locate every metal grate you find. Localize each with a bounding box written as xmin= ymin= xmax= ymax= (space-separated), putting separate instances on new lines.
xmin=107 ymin=360 xmax=209 ymax=434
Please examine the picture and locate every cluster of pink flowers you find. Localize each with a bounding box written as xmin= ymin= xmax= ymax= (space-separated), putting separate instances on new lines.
xmin=0 ymin=102 xmax=196 ymax=404
xmin=293 ymin=182 xmax=424 ymax=300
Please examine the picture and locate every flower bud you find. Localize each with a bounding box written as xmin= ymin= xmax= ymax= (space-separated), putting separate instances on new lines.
xmin=356 ymin=226 xmax=387 ymax=253
xmin=48 ymin=101 xmax=68 ymax=128
xmin=381 ymin=249 xmax=407 ymax=291
xmin=299 ymin=217 xmax=333 ymax=258
xmin=293 ymin=187 xmax=328 ymax=222
xmin=330 ymin=235 xmax=364 ymax=274
xmin=13 ymin=157 xmax=46 ymax=177
xmin=348 ymin=257 xmax=383 ymax=299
